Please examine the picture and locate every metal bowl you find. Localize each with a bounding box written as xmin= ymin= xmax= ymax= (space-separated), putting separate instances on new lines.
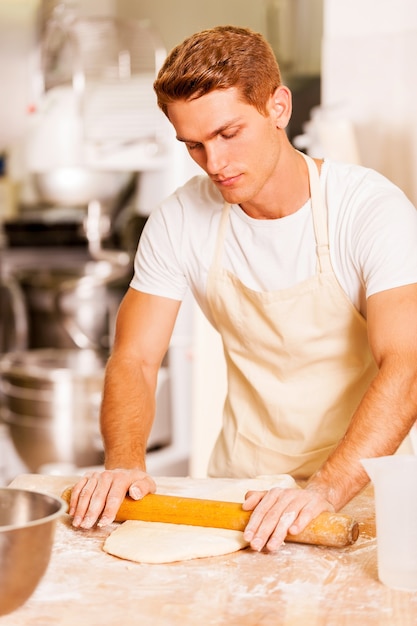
xmin=0 ymin=488 xmax=66 ymax=616
xmin=33 ymin=167 xmax=133 ymax=207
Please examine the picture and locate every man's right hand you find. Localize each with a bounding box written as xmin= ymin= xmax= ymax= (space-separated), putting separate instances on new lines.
xmin=68 ymin=468 xmax=156 ymax=529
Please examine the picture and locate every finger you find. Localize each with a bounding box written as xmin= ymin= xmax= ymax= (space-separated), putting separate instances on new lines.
xmin=265 ymin=510 xmax=297 ymax=551
xmin=243 ymin=490 xmax=286 ymax=547
xmin=242 ymin=490 xmax=267 ymax=511
xmin=288 ymin=508 xmax=313 ymax=535
xmin=129 ymin=474 xmax=157 ymax=500
xmin=98 ymin=471 xmax=157 ymax=527
xmin=80 ymin=470 xmax=136 ymax=528
xmin=72 ymin=474 xmax=103 ymax=528
xmin=248 ymin=505 xmax=299 ymax=552
xmin=243 ymin=489 xmax=301 ymax=551
xmin=96 ymin=482 xmax=131 ymax=527
xmin=287 ymin=499 xmax=334 ymax=535
xmin=69 ymin=475 xmax=89 ymax=516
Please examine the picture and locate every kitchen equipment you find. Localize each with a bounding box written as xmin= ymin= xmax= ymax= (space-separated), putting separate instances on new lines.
xmin=0 ymin=488 xmax=66 ymax=616
xmin=33 ymin=167 xmax=133 ymax=207
xmin=3 ymin=10 xmax=195 ymax=480
xmin=0 ymin=348 xmax=106 ymax=471
xmin=0 ymin=271 xmax=28 ymax=354
xmin=21 ymin=13 xmax=167 ymax=265
xmin=61 ymin=488 xmax=359 ymax=548
xmin=51 ymin=16 xmax=164 ymax=142
xmin=26 ymin=13 xmax=168 ymax=178
xmin=32 ymin=168 xmax=135 ymax=269
xmin=361 ymin=455 xmax=417 ymax=591
xmin=0 ymin=347 xmax=173 ymax=474
xmin=15 ymin=262 xmax=128 ymax=351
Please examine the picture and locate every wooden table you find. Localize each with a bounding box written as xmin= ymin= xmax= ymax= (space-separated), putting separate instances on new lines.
xmin=1 ymin=473 xmax=417 ymax=626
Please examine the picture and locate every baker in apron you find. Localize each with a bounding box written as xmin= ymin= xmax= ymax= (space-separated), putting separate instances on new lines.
xmin=67 ymin=27 xmax=417 ymax=553
xmin=207 ymin=153 xmax=378 ymax=480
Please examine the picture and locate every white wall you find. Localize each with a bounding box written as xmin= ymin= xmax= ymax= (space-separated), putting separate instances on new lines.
xmin=115 ymin=0 xmax=267 ymax=53
xmin=322 ymin=0 xmax=417 ymax=204
xmin=115 ymin=0 xmax=323 ymax=78
xmin=0 ymin=0 xmax=40 ymax=152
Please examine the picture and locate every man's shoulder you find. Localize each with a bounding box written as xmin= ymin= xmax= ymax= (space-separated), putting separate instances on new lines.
xmin=323 ymin=159 xmax=414 ymax=219
xmin=147 ymin=174 xmax=223 ymax=241
xmin=324 ymin=159 xmax=405 ymax=196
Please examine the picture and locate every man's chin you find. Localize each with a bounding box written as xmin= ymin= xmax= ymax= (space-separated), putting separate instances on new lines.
xmin=217 ymin=187 xmax=247 ymax=205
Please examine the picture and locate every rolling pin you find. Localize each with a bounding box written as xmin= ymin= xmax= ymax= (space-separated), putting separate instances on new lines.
xmin=62 ymin=488 xmax=359 ymax=548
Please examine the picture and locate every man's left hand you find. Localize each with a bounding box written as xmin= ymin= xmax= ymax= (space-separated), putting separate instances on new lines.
xmin=242 ymin=487 xmax=334 ymax=552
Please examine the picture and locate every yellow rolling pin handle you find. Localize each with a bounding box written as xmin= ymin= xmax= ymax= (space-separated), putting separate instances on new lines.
xmin=62 ymin=488 xmax=359 ymax=548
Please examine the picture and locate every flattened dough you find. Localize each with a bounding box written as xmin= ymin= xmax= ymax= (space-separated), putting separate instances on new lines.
xmin=103 ymin=474 xmax=297 ymax=564
xmin=104 ymin=521 xmax=249 ymax=563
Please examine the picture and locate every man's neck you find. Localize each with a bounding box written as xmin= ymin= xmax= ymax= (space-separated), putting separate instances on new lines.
xmin=240 ymin=150 xmax=321 ymax=220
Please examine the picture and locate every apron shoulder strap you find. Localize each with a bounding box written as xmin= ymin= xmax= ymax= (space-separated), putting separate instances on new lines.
xmin=212 ymin=202 xmax=231 ymax=271
xmin=301 ymin=153 xmax=332 ymax=273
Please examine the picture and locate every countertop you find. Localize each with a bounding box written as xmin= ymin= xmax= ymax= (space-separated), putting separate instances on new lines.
xmin=1 ymin=473 xmax=417 ymax=626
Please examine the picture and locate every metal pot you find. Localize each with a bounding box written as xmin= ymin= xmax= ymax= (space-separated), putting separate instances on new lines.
xmin=0 ymin=348 xmax=106 ymax=471
xmin=0 ymin=274 xmax=28 ymax=354
xmin=15 ymin=261 xmax=128 ymax=351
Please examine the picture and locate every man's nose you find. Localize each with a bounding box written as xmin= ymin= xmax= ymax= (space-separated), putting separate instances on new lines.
xmin=205 ymin=142 xmax=227 ymax=175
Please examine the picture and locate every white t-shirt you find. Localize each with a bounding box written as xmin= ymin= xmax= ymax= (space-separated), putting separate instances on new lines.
xmin=131 ymin=160 xmax=417 ymax=324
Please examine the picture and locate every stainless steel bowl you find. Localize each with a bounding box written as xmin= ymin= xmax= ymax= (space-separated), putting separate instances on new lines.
xmin=33 ymin=167 xmax=133 ymax=207
xmin=0 ymin=488 xmax=66 ymax=616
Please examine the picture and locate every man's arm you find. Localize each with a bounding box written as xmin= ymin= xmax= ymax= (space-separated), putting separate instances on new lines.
xmin=243 ymin=283 xmax=417 ymax=551
xmin=69 ymin=288 xmax=182 ymax=528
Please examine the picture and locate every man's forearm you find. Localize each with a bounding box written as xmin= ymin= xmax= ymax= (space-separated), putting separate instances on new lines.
xmin=100 ymin=354 xmax=157 ymax=471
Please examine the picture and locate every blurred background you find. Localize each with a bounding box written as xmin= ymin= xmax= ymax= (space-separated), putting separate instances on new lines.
xmin=0 ymin=0 xmax=416 ymax=485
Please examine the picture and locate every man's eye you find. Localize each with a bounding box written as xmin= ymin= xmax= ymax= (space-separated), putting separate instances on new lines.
xmin=222 ymin=131 xmax=238 ymax=140
xmin=186 ymin=143 xmax=202 ymax=151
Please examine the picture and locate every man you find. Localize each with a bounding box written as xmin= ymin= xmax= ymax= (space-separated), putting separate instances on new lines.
xmin=70 ymin=26 xmax=417 ymax=553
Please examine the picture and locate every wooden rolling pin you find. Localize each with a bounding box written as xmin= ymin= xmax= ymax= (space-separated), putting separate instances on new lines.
xmin=62 ymin=488 xmax=359 ymax=548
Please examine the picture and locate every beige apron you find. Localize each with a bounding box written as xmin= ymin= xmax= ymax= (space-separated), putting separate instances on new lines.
xmin=206 ymin=154 xmax=378 ymax=480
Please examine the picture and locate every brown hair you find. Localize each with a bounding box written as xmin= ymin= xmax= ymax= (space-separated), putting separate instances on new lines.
xmin=153 ymin=25 xmax=281 ymax=117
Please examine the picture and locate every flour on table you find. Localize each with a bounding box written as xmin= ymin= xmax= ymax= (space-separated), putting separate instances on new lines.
xmin=102 ymin=474 xmax=297 ymax=564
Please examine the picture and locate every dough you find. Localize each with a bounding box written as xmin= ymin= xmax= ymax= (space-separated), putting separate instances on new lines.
xmin=104 ymin=521 xmax=249 ymax=563
xmin=103 ymin=474 xmax=297 ymax=564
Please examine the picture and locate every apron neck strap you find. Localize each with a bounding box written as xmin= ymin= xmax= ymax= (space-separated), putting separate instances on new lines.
xmin=213 ymin=202 xmax=231 ymax=270
xmin=300 ymin=152 xmax=331 ymax=272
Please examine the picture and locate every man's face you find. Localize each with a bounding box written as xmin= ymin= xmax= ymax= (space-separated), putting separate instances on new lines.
xmin=167 ymin=87 xmax=284 ymax=209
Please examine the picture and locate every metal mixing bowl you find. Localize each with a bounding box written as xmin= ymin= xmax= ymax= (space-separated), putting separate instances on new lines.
xmin=0 ymin=488 xmax=66 ymax=616
xmin=33 ymin=167 xmax=133 ymax=207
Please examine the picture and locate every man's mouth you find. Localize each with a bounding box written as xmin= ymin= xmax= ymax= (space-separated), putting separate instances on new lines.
xmin=212 ymin=174 xmax=242 ymax=187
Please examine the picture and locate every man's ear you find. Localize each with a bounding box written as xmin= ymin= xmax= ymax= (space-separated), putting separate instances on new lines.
xmin=270 ymin=85 xmax=292 ymax=129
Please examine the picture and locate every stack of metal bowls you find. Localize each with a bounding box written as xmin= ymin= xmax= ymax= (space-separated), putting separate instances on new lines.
xmin=0 ymin=349 xmax=107 ymax=471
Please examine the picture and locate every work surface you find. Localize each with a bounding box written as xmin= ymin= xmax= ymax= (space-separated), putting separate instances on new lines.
xmin=2 ymin=474 xmax=417 ymax=626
